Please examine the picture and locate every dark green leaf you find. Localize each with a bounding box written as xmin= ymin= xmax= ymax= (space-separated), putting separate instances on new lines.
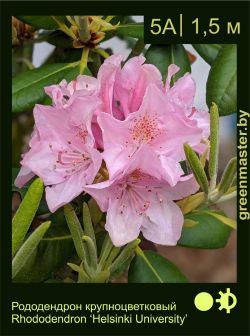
xmin=128 ymin=250 xmax=187 ymax=283
xmin=12 ymin=62 xmax=85 ymax=113
xmin=116 ymin=23 xmax=144 ymax=39
xmin=47 ymin=30 xmax=73 ymax=48
xmin=13 ymin=210 xmax=74 ymax=282
xmin=178 ymin=209 xmax=231 ymax=249
xmin=16 ymin=16 xmax=66 ymax=30
xmin=145 ymin=44 xmax=191 ymax=82
xmin=192 ymin=44 xmax=225 ymax=65
xmin=206 ymin=44 xmax=237 ymax=116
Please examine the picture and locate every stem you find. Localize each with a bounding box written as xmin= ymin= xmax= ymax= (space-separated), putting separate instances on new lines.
xmin=79 ymin=47 xmax=89 ymax=74
xmin=95 ymin=48 xmax=110 ymax=59
xmin=14 ymin=57 xmax=34 ymax=70
xmin=127 ymin=38 xmax=145 ymax=60
xmin=135 ymin=246 xmax=163 ymax=283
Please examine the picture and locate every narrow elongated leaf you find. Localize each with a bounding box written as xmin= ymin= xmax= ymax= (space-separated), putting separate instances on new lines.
xmin=218 ymin=157 xmax=237 ymax=195
xmin=192 ymin=44 xmax=224 ymax=65
xmin=128 ymin=250 xmax=187 ymax=283
xmin=116 ymin=23 xmax=144 ymax=39
xmin=209 ymin=102 xmax=220 ymax=188
xmin=145 ymin=44 xmax=191 ymax=82
xmin=16 ymin=16 xmax=65 ymax=30
xmin=178 ymin=209 xmax=231 ymax=248
xmin=206 ymin=44 xmax=237 ymax=116
xmin=13 ymin=210 xmax=74 ymax=283
xmin=12 ymin=221 xmax=51 ymax=279
xmin=83 ymin=203 xmax=96 ymax=246
xmin=184 ymin=144 xmax=209 ymax=194
xmin=12 ymin=178 xmax=44 ymax=257
xmin=12 ymin=168 xmax=49 ymax=216
xmin=12 ymin=62 xmax=82 ymax=113
xmin=64 ymin=204 xmax=86 ymax=261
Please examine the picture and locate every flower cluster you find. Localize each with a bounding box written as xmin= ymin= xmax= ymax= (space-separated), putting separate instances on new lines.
xmin=15 ymin=55 xmax=209 ymax=247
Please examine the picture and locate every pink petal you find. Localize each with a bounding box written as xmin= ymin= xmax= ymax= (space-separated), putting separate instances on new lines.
xmin=83 ymin=180 xmax=113 ymax=212
xmin=165 ymin=64 xmax=180 ymax=90
xmin=163 ymin=175 xmax=200 ymax=200
xmin=105 ymin=198 xmax=142 ymax=247
xmin=14 ymin=166 xmax=35 ymax=188
xmin=46 ymin=170 xmax=88 ymax=213
xmin=97 ymin=54 xmax=124 ymax=117
xmin=142 ymin=199 xmax=183 ymax=246
xmin=169 ymin=73 xmax=196 ymax=108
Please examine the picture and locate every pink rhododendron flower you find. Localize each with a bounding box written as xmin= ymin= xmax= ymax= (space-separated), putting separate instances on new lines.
xmin=84 ymin=168 xmax=199 ymax=247
xmin=15 ymin=96 xmax=102 ymax=212
xmin=98 ymin=84 xmax=206 ymax=185
xmin=15 ymin=54 xmax=210 ymax=247
xmin=44 ymin=76 xmax=98 ymax=108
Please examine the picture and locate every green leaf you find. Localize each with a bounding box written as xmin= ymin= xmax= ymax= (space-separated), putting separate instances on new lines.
xmin=13 ymin=210 xmax=74 ymax=283
xmin=64 ymin=204 xmax=86 ymax=261
xmin=116 ymin=23 xmax=144 ymax=39
xmin=128 ymin=250 xmax=187 ymax=283
xmin=12 ymin=221 xmax=51 ymax=279
xmin=12 ymin=178 xmax=44 ymax=257
xmin=218 ymin=157 xmax=237 ymax=195
xmin=16 ymin=16 xmax=65 ymax=30
xmin=145 ymin=44 xmax=191 ymax=82
xmin=47 ymin=30 xmax=73 ymax=48
xmin=208 ymin=102 xmax=220 ymax=189
xmin=12 ymin=168 xmax=50 ymax=216
xmin=192 ymin=44 xmax=224 ymax=65
xmin=178 ymin=209 xmax=231 ymax=249
xmin=206 ymin=44 xmax=237 ymax=116
xmin=184 ymin=144 xmax=209 ymax=194
xmin=12 ymin=62 xmax=82 ymax=113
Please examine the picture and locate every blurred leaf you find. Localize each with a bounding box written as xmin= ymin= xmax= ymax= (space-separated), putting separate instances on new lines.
xmin=116 ymin=23 xmax=144 ymax=39
xmin=12 ymin=178 xmax=44 ymax=257
xmin=13 ymin=210 xmax=74 ymax=282
xmin=203 ymin=211 xmax=236 ymax=229
xmin=206 ymin=44 xmax=237 ymax=116
xmin=12 ymin=221 xmax=51 ymax=279
xmin=183 ymin=218 xmax=199 ymax=228
xmin=16 ymin=16 xmax=66 ymax=30
xmin=47 ymin=30 xmax=73 ymax=48
xmin=128 ymin=250 xmax=187 ymax=283
xmin=192 ymin=44 xmax=224 ymax=65
xmin=145 ymin=44 xmax=190 ymax=82
xmin=12 ymin=62 xmax=91 ymax=113
xmin=178 ymin=209 xmax=231 ymax=248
